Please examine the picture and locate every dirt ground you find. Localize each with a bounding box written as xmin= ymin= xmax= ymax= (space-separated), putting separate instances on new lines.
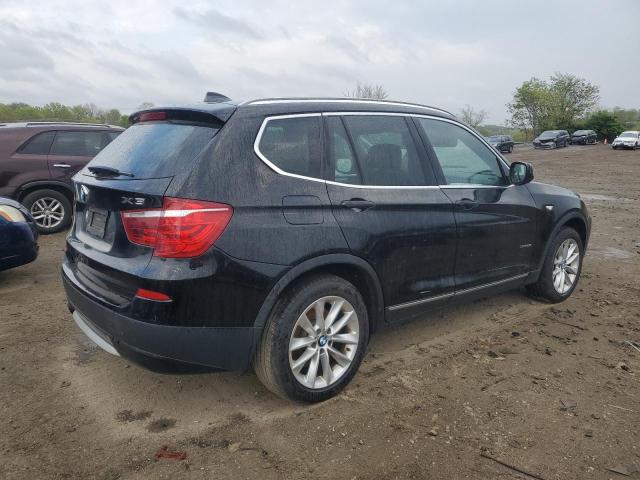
xmin=1 ymin=144 xmax=639 ymax=480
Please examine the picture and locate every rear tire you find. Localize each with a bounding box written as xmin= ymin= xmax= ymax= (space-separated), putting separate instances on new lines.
xmin=255 ymin=274 xmax=369 ymax=402
xmin=527 ymin=227 xmax=583 ymax=303
xmin=22 ymin=189 xmax=72 ymax=234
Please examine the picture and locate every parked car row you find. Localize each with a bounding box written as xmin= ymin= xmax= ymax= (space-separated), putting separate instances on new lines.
xmin=484 ymin=129 xmax=598 ymax=152
xmin=0 ymin=122 xmax=123 ymax=234
xmin=483 ymin=128 xmax=640 ymax=152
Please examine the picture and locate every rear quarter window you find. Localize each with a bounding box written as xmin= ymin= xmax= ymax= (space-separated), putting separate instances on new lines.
xmin=17 ymin=131 xmax=56 ymax=155
xmin=257 ymin=116 xmax=322 ymax=178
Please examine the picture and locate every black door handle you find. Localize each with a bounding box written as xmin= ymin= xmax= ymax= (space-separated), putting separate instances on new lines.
xmin=456 ymin=199 xmax=479 ymax=211
xmin=341 ymin=199 xmax=376 ymax=212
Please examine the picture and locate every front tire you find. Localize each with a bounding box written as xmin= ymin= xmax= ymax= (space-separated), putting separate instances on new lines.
xmin=255 ymin=274 xmax=369 ymax=402
xmin=22 ymin=189 xmax=72 ymax=234
xmin=527 ymin=227 xmax=583 ymax=303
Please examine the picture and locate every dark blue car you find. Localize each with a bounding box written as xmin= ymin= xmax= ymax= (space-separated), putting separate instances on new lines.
xmin=0 ymin=197 xmax=39 ymax=271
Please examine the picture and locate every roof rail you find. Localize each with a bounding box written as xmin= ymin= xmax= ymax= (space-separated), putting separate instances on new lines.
xmin=243 ymin=97 xmax=454 ymax=116
xmin=24 ymin=121 xmax=119 ymax=128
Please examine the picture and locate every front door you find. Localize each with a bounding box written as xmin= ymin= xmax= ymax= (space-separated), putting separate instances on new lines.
xmin=414 ymin=117 xmax=537 ymax=291
xmin=324 ymin=114 xmax=457 ymax=322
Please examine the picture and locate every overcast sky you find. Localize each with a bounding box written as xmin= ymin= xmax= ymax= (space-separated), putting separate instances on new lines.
xmin=0 ymin=0 xmax=638 ymax=124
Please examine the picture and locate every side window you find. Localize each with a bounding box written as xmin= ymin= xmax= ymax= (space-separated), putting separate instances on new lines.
xmin=341 ymin=115 xmax=432 ymax=186
xmin=325 ymin=116 xmax=362 ymax=185
xmin=17 ymin=131 xmax=55 ymax=155
xmin=418 ymin=118 xmax=507 ymax=187
xmin=257 ymin=116 xmax=322 ymax=178
xmin=106 ymin=131 xmax=122 ymax=142
xmin=50 ymin=131 xmax=107 ymax=156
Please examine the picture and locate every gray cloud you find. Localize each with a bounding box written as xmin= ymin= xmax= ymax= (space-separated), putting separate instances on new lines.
xmin=0 ymin=0 xmax=638 ymax=121
xmin=174 ymin=7 xmax=262 ymax=39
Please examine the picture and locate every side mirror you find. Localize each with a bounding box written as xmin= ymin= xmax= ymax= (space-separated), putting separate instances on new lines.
xmin=509 ymin=161 xmax=534 ymax=185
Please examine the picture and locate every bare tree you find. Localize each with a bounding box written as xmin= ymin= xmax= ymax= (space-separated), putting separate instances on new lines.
xmin=460 ymin=104 xmax=488 ymax=128
xmin=344 ymin=82 xmax=389 ymax=100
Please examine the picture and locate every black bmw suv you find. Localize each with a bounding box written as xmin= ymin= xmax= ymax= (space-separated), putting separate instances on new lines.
xmin=62 ymin=97 xmax=591 ymax=402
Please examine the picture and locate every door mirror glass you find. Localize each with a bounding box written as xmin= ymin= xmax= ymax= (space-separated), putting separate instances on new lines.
xmin=509 ymin=161 xmax=533 ymax=185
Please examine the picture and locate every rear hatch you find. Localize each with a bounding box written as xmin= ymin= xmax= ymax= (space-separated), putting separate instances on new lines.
xmin=65 ymin=106 xmax=235 ymax=307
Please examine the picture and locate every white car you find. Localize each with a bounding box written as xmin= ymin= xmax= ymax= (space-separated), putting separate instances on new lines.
xmin=612 ymin=131 xmax=640 ymax=150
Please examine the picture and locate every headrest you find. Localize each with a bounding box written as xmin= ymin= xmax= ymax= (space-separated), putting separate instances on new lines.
xmin=367 ymin=143 xmax=402 ymax=170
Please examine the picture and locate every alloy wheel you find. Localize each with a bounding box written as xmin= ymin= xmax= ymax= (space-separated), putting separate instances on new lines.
xmin=288 ymin=296 xmax=359 ymax=389
xmin=552 ymin=238 xmax=580 ymax=294
xmin=30 ymin=197 xmax=65 ymax=229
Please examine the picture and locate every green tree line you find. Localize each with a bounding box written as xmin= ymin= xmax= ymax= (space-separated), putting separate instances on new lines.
xmin=506 ymin=73 xmax=639 ymax=142
xmin=0 ymin=102 xmax=130 ymax=128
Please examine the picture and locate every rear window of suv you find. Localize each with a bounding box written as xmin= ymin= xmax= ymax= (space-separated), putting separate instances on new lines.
xmin=88 ymin=123 xmax=218 ymax=178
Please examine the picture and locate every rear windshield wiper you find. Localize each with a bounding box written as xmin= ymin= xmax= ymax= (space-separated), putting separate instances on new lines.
xmin=88 ymin=165 xmax=135 ymax=178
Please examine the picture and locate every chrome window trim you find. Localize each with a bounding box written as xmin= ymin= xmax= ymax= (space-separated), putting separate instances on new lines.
xmin=387 ymin=273 xmax=529 ymax=311
xmin=253 ymin=112 xmax=513 ymax=188
xmin=253 ymin=113 xmax=326 ymax=184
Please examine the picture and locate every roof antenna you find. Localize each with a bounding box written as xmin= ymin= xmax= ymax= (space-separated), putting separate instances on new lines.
xmin=204 ymin=92 xmax=232 ymax=103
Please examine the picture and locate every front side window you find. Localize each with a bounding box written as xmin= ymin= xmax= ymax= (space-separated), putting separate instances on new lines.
xmin=50 ymin=131 xmax=107 ymax=157
xmin=341 ymin=115 xmax=431 ymax=186
xmin=418 ymin=118 xmax=506 ymax=187
xmin=257 ymin=116 xmax=322 ymax=178
xmin=18 ymin=131 xmax=56 ymax=155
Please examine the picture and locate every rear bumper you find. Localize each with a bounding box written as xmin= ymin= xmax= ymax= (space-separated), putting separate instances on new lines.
xmin=63 ymin=269 xmax=259 ymax=372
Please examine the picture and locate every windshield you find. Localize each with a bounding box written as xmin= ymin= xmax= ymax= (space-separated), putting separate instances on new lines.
xmin=539 ymin=131 xmax=559 ymax=138
xmin=86 ymin=122 xmax=218 ymax=178
xmin=487 ymin=136 xmax=501 ymax=142
xmin=573 ymin=130 xmax=588 ymax=135
xmin=620 ymin=132 xmax=637 ymax=138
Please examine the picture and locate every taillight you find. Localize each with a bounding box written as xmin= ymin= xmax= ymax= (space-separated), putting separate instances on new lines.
xmin=135 ymin=288 xmax=171 ymax=302
xmin=121 ymin=197 xmax=233 ymax=258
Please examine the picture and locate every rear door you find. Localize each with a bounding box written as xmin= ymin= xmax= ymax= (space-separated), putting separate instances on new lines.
xmin=324 ymin=114 xmax=457 ymax=322
xmin=48 ymin=130 xmax=114 ymax=184
xmin=415 ymin=117 xmax=537 ymax=291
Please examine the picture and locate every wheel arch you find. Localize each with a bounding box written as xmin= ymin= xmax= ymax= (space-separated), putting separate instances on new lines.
xmin=533 ymin=210 xmax=589 ymax=277
xmin=252 ymin=254 xmax=385 ymax=336
xmin=17 ymin=181 xmax=74 ymax=203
